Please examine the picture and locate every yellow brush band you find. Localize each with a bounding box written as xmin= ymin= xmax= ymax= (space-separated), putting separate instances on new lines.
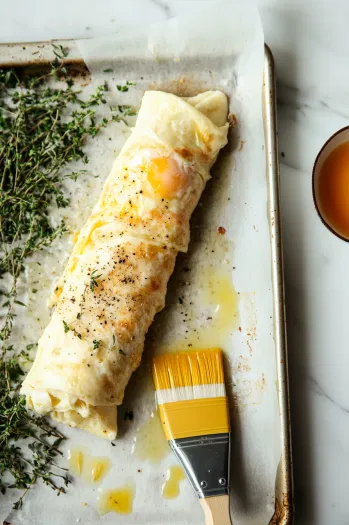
xmin=153 ymin=348 xmax=224 ymax=391
xmin=159 ymin=397 xmax=230 ymax=440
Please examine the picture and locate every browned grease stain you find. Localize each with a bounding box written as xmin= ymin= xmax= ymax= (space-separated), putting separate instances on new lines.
xmin=233 ymin=355 xmax=251 ymax=373
xmin=232 ymin=374 xmax=267 ymax=408
xmin=238 ymin=139 xmax=245 ymax=151
xmin=268 ymin=492 xmax=293 ymax=524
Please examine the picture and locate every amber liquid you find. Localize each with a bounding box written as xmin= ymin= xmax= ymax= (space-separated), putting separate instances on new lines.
xmin=317 ymin=141 xmax=349 ymax=239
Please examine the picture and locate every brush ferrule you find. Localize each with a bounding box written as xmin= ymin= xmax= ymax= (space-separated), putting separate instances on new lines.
xmin=169 ymin=432 xmax=230 ymax=498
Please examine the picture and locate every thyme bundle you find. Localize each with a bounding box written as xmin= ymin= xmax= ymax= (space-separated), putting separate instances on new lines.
xmin=0 ymin=45 xmax=135 ymax=509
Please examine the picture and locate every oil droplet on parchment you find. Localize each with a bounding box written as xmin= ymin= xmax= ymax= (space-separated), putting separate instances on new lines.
xmin=132 ymin=411 xmax=169 ymax=463
xmin=98 ymin=486 xmax=134 ymax=515
xmin=198 ymin=266 xmax=239 ymax=338
xmin=68 ymin=447 xmax=111 ymax=484
xmin=86 ymin=456 xmax=111 ymax=483
xmin=165 ymin=266 xmax=239 ymax=351
xmin=68 ymin=448 xmax=84 ymax=476
xmin=162 ymin=466 xmax=185 ymax=499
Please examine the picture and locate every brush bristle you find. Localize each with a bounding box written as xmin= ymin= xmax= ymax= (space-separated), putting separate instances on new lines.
xmin=153 ymin=348 xmax=224 ymax=391
xmin=153 ymin=349 xmax=230 ymax=440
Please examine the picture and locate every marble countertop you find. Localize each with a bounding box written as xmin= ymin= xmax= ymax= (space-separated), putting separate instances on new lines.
xmin=1 ymin=1 xmax=348 ymax=524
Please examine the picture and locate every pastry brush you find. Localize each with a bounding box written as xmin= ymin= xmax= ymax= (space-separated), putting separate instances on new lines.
xmin=153 ymin=348 xmax=232 ymax=525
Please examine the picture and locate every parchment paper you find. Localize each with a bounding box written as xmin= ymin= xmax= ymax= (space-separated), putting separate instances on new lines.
xmin=3 ymin=2 xmax=281 ymax=524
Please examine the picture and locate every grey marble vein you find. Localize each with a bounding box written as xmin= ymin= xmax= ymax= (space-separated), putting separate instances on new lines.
xmin=277 ymin=81 xmax=349 ymax=121
xmin=308 ymin=375 xmax=349 ymax=415
xmin=149 ymin=0 xmax=173 ymax=18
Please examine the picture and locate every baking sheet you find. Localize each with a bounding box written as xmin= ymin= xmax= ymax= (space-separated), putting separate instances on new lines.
xmin=0 ymin=2 xmax=290 ymax=524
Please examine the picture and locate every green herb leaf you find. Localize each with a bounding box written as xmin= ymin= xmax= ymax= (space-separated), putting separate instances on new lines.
xmin=0 ymin=51 xmax=135 ymax=510
xmin=90 ymin=269 xmax=102 ymax=292
xmin=103 ymin=68 xmax=113 ymax=73
xmin=116 ymin=81 xmax=136 ymax=93
xmin=26 ymin=343 xmax=37 ymax=351
xmin=19 ymin=349 xmax=33 ymax=363
xmin=114 ymin=105 xmax=137 ymax=117
xmin=93 ymin=339 xmax=101 ymax=350
xmin=52 ymin=43 xmax=68 ymax=59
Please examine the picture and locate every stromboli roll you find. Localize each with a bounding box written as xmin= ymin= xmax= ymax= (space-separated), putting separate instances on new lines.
xmin=21 ymin=90 xmax=229 ymax=439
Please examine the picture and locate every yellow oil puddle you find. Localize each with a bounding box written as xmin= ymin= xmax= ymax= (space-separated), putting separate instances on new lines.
xmin=162 ymin=465 xmax=185 ymax=499
xmin=132 ymin=411 xmax=169 ymax=463
xmin=68 ymin=448 xmax=84 ymax=476
xmin=198 ymin=266 xmax=239 ymax=336
xmin=85 ymin=456 xmax=111 ymax=483
xmin=68 ymin=447 xmax=111 ymax=484
xmin=165 ymin=266 xmax=239 ymax=351
xmin=98 ymin=486 xmax=134 ymax=516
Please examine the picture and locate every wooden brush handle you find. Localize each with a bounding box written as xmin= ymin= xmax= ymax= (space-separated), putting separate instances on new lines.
xmin=200 ymin=495 xmax=232 ymax=525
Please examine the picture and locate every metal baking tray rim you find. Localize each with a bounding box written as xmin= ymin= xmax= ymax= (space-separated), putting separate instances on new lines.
xmin=0 ymin=40 xmax=294 ymax=525
xmin=263 ymin=44 xmax=294 ymax=525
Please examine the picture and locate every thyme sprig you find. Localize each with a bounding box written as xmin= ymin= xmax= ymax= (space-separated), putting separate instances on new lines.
xmin=89 ymin=269 xmax=102 ymax=293
xmin=0 ymin=49 xmax=134 ymax=509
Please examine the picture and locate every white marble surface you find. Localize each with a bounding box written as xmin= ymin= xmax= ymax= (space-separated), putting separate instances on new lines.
xmin=1 ymin=1 xmax=348 ymax=524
